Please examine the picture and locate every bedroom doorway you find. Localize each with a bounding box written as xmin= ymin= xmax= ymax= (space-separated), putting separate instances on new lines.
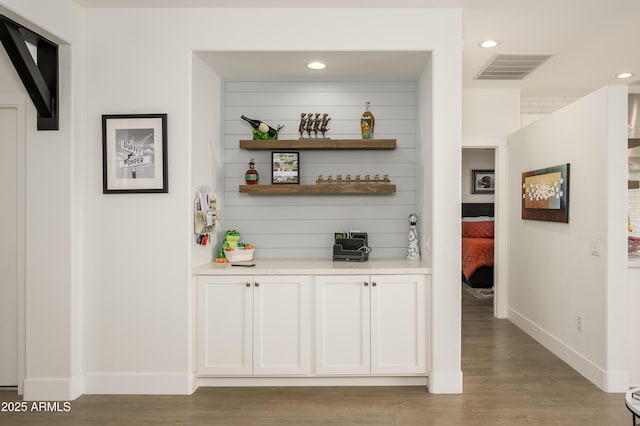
xmin=461 ymin=147 xmax=501 ymax=317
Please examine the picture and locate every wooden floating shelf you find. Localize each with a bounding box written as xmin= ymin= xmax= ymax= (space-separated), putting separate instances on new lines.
xmin=239 ymin=139 xmax=396 ymax=150
xmin=239 ymin=184 xmax=396 ymax=194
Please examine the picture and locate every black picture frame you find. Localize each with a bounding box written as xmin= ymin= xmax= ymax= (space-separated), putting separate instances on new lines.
xmin=522 ymin=163 xmax=570 ymax=223
xmin=272 ymin=151 xmax=300 ymax=184
xmin=472 ymin=169 xmax=495 ymax=194
xmin=102 ymin=114 xmax=168 ymax=194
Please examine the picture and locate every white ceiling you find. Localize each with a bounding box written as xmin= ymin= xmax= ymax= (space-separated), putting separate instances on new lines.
xmin=74 ymin=0 xmax=640 ymax=96
xmin=195 ymin=51 xmax=431 ymax=81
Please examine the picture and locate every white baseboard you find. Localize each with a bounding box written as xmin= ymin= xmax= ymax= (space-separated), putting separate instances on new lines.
xmin=508 ymin=307 xmax=628 ymax=393
xmin=83 ymin=373 xmax=195 ymax=395
xmin=23 ymin=376 xmax=83 ymax=401
xmin=426 ymin=370 xmax=463 ymax=394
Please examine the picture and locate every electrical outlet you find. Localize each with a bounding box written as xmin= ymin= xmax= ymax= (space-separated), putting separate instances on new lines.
xmin=577 ymin=315 xmax=583 ymax=333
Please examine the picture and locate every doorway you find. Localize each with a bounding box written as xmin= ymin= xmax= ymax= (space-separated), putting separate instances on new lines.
xmin=461 ymin=147 xmax=504 ymax=317
xmin=0 ymin=95 xmax=26 ymax=392
xmin=0 ymin=105 xmax=18 ymax=387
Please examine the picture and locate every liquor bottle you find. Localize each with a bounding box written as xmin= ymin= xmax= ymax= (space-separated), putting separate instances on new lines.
xmin=241 ymin=115 xmax=279 ymax=138
xmin=360 ymin=101 xmax=375 ymax=139
xmin=245 ymin=158 xmax=259 ymax=185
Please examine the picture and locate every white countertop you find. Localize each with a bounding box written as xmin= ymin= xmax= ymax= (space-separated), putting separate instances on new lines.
xmin=193 ymin=258 xmax=432 ymax=276
xmin=630 ymin=256 xmax=640 ymax=268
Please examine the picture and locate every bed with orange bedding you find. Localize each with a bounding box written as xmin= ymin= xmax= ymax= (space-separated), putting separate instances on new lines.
xmin=461 ymin=203 xmax=494 ymax=288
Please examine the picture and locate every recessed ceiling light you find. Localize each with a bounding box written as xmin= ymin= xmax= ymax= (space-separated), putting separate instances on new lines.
xmin=307 ymin=61 xmax=327 ymax=70
xmin=617 ymin=72 xmax=633 ymax=79
xmin=480 ymin=40 xmax=499 ymax=48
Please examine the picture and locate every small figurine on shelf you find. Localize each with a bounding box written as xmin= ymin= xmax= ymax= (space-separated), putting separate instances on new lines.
xmin=320 ymin=113 xmax=331 ymax=138
xmin=298 ymin=113 xmax=307 ymax=139
xmin=298 ymin=112 xmax=331 ymax=139
xmin=407 ymin=213 xmax=420 ymax=261
xmin=312 ymin=113 xmax=322 ymax=137
xmin=304 ymin=112 xmax=314 ymax=138
xmin=245 ymin=158 xmax=259 ymax=185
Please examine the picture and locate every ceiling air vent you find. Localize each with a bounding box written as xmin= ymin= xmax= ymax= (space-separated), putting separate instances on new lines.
xmin=475 ymin=54 xmax=552 ymax=80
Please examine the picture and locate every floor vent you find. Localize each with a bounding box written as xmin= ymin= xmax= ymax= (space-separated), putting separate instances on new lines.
xmin=475 ymin=54 xmax=552 ymax=80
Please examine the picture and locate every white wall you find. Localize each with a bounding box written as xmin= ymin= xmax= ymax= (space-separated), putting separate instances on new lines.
xmin=462 ymin=89 xmax=520 ymax=318
xmin=521 ymin=96 xmax=580 ymax=127
xmin=0 ymin=0 xmax=84 ymax=400
xmin=463 ymin=89 xmax=521 ymax=144
xmin=629 ymin=266 xmax=640 ymax=387
xmin=0 ymin=44 xmax=21 ymax=90
xmin=191 ymin=54 xmax=222 ymax=268
xmin=77 ymin=7 xmax=462 ymax=396
xmin=222 ymin=81 xmax=418 ymax=259
xmin=507 ymin=86 xmax=628 ymax=392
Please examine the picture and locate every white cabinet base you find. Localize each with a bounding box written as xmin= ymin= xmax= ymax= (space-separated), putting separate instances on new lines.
xmin=198 ymin=376 xmax=427 ymax=387
xmin=195 ymin=267 xmax=432 ymax=389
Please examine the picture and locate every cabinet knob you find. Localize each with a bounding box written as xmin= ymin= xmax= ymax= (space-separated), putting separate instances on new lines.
xmin=372 ymin=282 xmax=377 ymax=287
xmin=245 ymin=282 xmax=251 ymax=287
xmin=255 ymin=282 xmax=260 ymax=287
xmin=364 ymin=281 xmax=369 ymax=286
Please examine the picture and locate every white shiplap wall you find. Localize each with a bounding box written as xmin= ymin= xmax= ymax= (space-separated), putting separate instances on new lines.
xmin=222 ymin=81 xmax=418 ymax=259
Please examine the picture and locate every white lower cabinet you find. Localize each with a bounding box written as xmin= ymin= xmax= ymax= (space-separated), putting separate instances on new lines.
xmin=196 ymin=275 xmax=312 ymax=376
xmin=253 ymin=275 xmax=311 ymax=375
xmin=197 ymin=273 xmax=427 ymax=378
xmin=315 ymin=274 xmax=426 ymax=375
xmin=315 ymin=275 xmax=371 ymax=374
xmin=370 ymin=275 xmax=426 ymax=374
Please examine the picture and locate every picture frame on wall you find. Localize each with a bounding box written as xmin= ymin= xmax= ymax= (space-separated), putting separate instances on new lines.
xmin=521 ymin=163 xmax=570 ymax=223
xmin=472 ymin=169 xmax=495 ymax=194
xmin=272 ymin=151 xmax=300 ymax=184
xmin=102 ymin=114 xmax=168 ymax=194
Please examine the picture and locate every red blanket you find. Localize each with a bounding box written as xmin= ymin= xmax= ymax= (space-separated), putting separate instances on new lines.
xmin=461 ymin=237 xmax=494 ymax=281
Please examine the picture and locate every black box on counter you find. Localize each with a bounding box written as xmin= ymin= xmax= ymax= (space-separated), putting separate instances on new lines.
xmin=333 ymin=232 xmax=369 ymax=262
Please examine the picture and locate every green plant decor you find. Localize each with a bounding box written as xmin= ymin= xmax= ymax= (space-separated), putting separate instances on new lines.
xmin=252 ymin=129 xmax=279 ymax=140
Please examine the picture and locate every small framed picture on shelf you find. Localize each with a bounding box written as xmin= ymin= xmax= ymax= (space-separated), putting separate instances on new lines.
xmin=102 ymin=113 xmax=168 ymax=194
xmin=472 ymin=169 xmax=495 ymax=194
xmin=272 ymin=151 xmax=300 ymax=184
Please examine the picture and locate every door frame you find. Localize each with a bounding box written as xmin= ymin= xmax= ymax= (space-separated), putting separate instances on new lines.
xmin=461 ymin=144 xmax=508 ymax=318
xmin=0 ymin=93 xmax=26 ymax=394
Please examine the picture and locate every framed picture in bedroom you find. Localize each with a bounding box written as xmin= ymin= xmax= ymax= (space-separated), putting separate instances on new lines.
xmin=102 ymin=113 xmax=168 ymax=194
xmin=472 ymin=169 xmax=495 ymax=194
xmin=521 ymin=163 xmax=570 ymax=223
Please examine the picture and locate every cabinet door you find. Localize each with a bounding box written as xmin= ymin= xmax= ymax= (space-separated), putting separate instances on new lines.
xmin=315 ymin=275 xmax=370 ymax=375
xmin=370 ymin=274 xmax=426 ymax=374
xmin=196 ymin=276 xmax=253 ymax=375
xmin=253 ymin=275 xmax=312 ymax=375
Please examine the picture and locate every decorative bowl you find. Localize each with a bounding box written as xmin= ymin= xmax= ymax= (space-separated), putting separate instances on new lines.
xmin=225 ymin=247 xmax=254 ymax=263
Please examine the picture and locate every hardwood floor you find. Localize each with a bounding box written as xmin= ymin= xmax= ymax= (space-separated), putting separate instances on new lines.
xmin=0 ymin=289 xmax=630 ymax=425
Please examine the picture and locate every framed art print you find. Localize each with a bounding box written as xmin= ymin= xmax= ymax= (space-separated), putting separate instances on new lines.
xmin=521 ymin=163 xmax=570 ymax=223
xmin=272 ymin=151 xmax=300 ymax=184
xmin=472 ymin=169 xmax=495 ymax=194
xmin=102 ymin=114 xmax=168 ymax=193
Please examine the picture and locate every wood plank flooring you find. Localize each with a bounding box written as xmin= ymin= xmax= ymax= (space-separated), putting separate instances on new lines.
xmin=0 ymin=289 xmax=630 ymax=425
